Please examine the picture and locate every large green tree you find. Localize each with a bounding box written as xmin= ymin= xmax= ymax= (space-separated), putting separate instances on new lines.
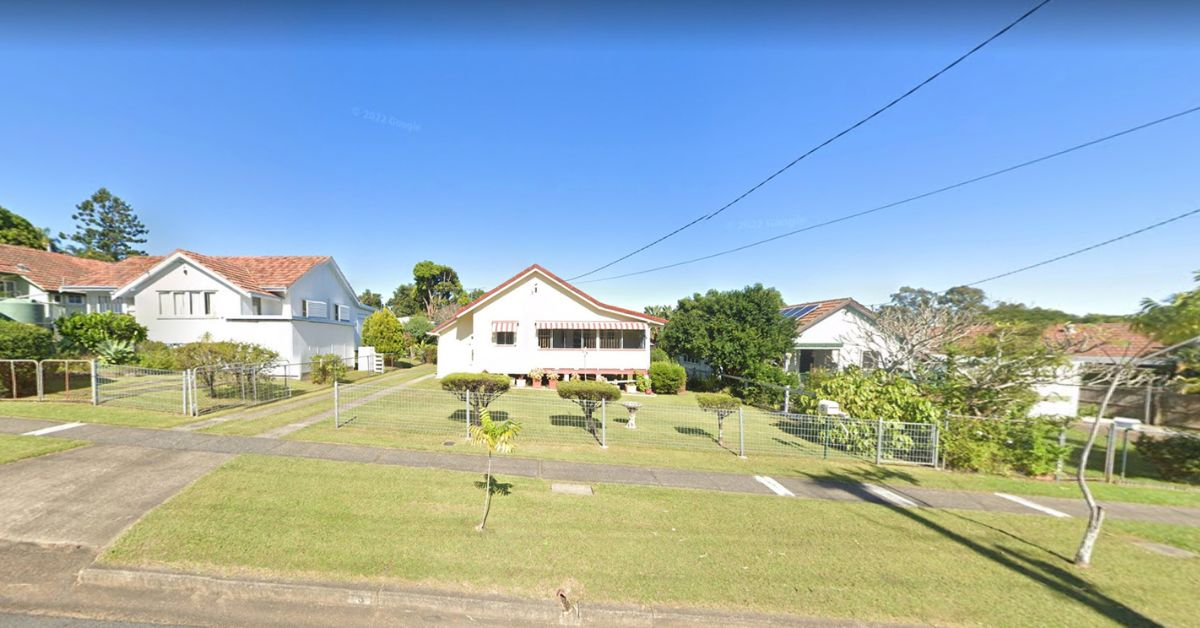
xmin=0 ymin=206 xmax=50 ymax=250
xmin=413 ymin=260 xmax=464 ymax=318
xmin=387 ymin=283 xmax=420 ymax=317
xmin=357 ymin=289 xmax=383 ymax=309
xmin=61 ymin=188 xmax=149 ymax=261
xmin=1136 ymin=271 xmax=1200 ymax=345
xmin=659 ymin=284 xmax=794 ymax=377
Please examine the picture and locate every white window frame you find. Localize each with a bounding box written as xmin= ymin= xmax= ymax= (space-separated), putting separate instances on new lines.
xmin=335 ymin=303 xmax=350 ymax=322
xmin=303 ymin=299 xmax=328 ymax=319
xmin=493 ymin=330 xmax=516 ymax=346
xmin=0 ymin=279 xmax=16 ymax=298
xmin=157 ymin=290 xmax=215 ymax=318
xmin=66 ymin=293 xmax=84 ymax=305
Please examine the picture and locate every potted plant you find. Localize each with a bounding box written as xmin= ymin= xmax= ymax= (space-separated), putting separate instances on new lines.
xmin=547 ymin=372 xmax=561 ymax=390
xmin=529 ymin=368 xmax=545 ymax=389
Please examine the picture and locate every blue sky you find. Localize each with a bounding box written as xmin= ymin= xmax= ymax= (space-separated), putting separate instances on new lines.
xmin=1 ymin=1 xmax=1197 ymax=315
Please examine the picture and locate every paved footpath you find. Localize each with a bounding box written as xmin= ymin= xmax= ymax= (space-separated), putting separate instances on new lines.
xmin=3 ymin=415 xmax=1198 ymax=527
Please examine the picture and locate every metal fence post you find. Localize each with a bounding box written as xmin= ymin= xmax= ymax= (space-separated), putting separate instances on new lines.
xmin=783 ymin=386 xmax=790 ymax=414
xmin=333 ymin=381 xmax=340 ymax=427
xmin=931 ymin=422 xmax=940 ymax=467
xmin=36 ymin=360 xmax=45 ymax=401
xmin=738 ymin=406 xmax=746 ymax=459
xmin=823 ymin=415 xmax=829 ymax=459
xmin=875 ymin=418 xmax=884 ymax=465
xmin=601 ymin=399 xmax=607 ymax=448
xmin=181 ymin=370 xmax=188 ymax=416
xmin=465 ymin=390 xmax=471 ymax=439
xmin=89 ymin=360 xmax=99 ymax=406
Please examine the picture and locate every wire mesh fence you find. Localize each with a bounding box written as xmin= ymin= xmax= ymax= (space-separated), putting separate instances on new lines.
xmin=41 ymin=359 xmax=94 ymax=403
xmin=332 ymin=384 xmax=940 ymax=466
xmin=189 ymin=362 xmax=294 ymax=415
xmin=0 ymin=359 xmax=41 ymax=401
xmin=96 ymin=364 xmax=188 ymax=414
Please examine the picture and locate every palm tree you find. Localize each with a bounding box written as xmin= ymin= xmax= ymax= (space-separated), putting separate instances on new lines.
xmin=469 ymin=409 xmax=522 ymax=531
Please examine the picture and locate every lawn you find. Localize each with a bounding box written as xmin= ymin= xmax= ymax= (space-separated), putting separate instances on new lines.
xmin=290 ymin=382 xmax=1200 ymax=508
xmin=0 ymin=400 xmax=196 ymax=428
xmin=0 ymin=433 xmax=85 ymax=464
xmin=103 ymin=455 xmax=1200 ymax=626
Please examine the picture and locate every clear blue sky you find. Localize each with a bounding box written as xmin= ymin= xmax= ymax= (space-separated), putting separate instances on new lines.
xmin=2 ymin=1 xmax=1197 ymax=315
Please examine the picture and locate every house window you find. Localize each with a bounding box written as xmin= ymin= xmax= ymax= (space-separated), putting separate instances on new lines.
xmin=303 ymin=299 xmax=328 ymax=318
xmin=493 ymin=331 xmax=515 ymax=346
xmin=0 ymin=280 xmax=16 ymax=298
xmin=539 ymin=329 xmax=599 ymax=349
xmin=66 ymin=294 xmax=84 ymax=305
xmin=537 ymin=329 xmax=551 ymax=348
xmin=252 ymin=296 xmax=263 ymax=315
xmin=335 ymin=304 xmax=350 ymax=321
xmin=157 ymin=291 xmax=214 ymax=317
xmin=621 ymin=330 xmax=645 ymax=350
xmin=862 ymin=350 xmax=881 ymax=370
xmin=599 ymin=330 xmax=621 ymax=349
xmin=96 ymin=295 xmax=112 ymax=313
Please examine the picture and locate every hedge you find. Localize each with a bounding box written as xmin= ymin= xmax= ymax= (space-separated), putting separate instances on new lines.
xmin=648 ymin=361 xmax=686 ymax=394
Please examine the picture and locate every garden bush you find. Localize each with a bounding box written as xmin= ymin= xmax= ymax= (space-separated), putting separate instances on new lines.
xmin=441 ymin=372 xmax=511 ymax=420
xmin=731 ymin=363 xmax=799 ymax=410
xmin=361 ymin=309 xmax=408 ymax=355
xmin=650 ymin=347 xmax=670 ymax=363
xmin=0 ymin=320 xmax=56 ymax=360
xmin=557 ymin=380 xmax=622 ymax=437
xmin=136 ymin=340 xmax=177 ymax=370
xmin=1137 ymin=434 xmax=1200 ymax=483
xmin=96 ymin=339 xmax=137 ymax=365
xmin=310 ymin=353 xmax=349 ymax=385
xmin=696 ymin=392 xmax=740 ymax=445
xmin=940 ymin=416 xmax=1067 ymax=476
xmin=55 ymin=312 xmax=147 ymax=355
xmin=648 ymin=361 xmax=686 ymax=394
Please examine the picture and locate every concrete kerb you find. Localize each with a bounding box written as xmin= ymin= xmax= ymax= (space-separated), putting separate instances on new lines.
xmin=76 ymin=565 xmax=846 ymax=626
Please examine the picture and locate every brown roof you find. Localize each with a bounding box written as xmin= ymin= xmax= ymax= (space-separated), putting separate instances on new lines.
xmin=781 ymin=298 xmax=875 ymax=333
xmin=0 ymin=243 xmax=327 ymax=294
xmin=1044 ymin=323 xmax=1165 ymax=360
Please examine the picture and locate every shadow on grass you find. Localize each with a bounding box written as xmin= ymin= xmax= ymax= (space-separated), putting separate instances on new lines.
xmin=474 ymin=478 xmax=513 ymax=496
xmin=817 ymin=468 xmax=1154 ymax=625
xmin=549 ymin=415 xmax=604 ymax=446
xmin=448 ymin=409 xmax=510 ymax=424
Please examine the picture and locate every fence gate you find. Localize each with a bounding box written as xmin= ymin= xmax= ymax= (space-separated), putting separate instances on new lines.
xmin=189 ymin=362 xmax=292 ymax=416
xmin=0 ymin=359 xmax=41 ymax=401
xmin=95 ymin=363 xmax=189 ymax=414
xmin=39 ymin=359 xmax=93 ymax=403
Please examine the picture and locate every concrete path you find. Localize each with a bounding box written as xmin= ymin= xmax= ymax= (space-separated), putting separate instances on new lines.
xmin=260 ymin=372 xmax=435 ymax=439
xmin=2 ymin=415 xmax=1197 ymax=527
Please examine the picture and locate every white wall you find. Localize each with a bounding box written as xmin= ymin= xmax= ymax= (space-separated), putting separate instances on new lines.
xmin=286 ymin=260 xmax=359 ymax=323
xmin=435 ymin=271 xmax=653 ymax=378
xmin=799 ymin=308 xmax=882 ymax=369
xmin=1032 ymin=363 xmax=1082 ymax=418
xmin=132 ymin=258 xmax=244 ymax=345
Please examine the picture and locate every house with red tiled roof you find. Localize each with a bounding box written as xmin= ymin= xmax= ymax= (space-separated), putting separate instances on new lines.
xmin=779 ymin=298 xmax=883 ymax=374
xmin=1031 ymin=322 xmax=1165 ymax=417
xmin=430 ymin=265 xmax=666 ymax=385
xmin=0 ymin=244 xmax=373 ymax=367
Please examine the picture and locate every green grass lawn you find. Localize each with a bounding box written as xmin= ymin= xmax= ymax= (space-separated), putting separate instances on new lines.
xmin=0 ymin=433 xmax=85 ymax=464
xmin=103 ymin=455 xmax=1200 ymax=626
xmin=0 ymin=401 xmax=197 ymax=428
xmin=291 ymin=382 xmax=1200 ymax=508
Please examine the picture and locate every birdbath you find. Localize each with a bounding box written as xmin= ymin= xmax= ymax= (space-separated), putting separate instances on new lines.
xmin=621 ymin=402 xmax=642 ymax=429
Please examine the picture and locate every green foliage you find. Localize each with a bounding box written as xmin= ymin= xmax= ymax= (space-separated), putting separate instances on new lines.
xmin=635 ymin=372 xmax=652 ymax=393
xmin=938 ymin=323 xmax=1066 ymax=419
xmin=794 ymin=368 xmax=940 ymax=424
xmin=135 ymin=340 xmax=177 ymax=370
xmin=0 ymin=320 xmax=55 ymax=360
xmin=361 ymin=309 xmax=407 ymax=355
xmin=1136 ymin=435 xmax=1200 ymax=483
xmin=696 ymin=392 xmax=739 ymax=412
xmin=1135 ymin=271 xmax=1200 ymax=345
xmin=441 ymin=372 xmax=510 ymax=418
xmin=659 ymin=284 xmax=793 ymax=380
xmin=96 ymin=338 xmax=137 ymax=365
xmin=60 ymin=188 xmax=148 ymax=261
xmin=54 ymin=312 xmax=148 ymax=355
xmin=733 ymin=363 xmax=800 ymax=409
xmin=470 ymin=408 xmax=522 ymax=456
xmin=650 ymin=347 xmax=670 ymax=363
xmin=413 ymin=260 xmax=465 ymax=314
xmin=403 ymin=314 xmax=434 ymax=339
xmin=648 ymin=361 xmax=686 ymax=394
xmin=310 ymin=354 xmax=349 ymax=385
xmin=357 ymin=289 xmax=383 ymax=309
xmin=172 ymin=335 xmax=278 ymax=370
xmin=387 ymin=282 xmax=420 ymax=317
xmin=557 ymin=380 xmax=621 ymax=438
xmin=941 ymin=416 xmax=1068 ymax=476
xmin=0 ymin=205 xmax=49 ymax=249
xmin=983 ymin=302 xmax=1128 ymax=326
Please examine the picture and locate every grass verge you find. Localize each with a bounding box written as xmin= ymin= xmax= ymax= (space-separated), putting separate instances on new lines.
xmin=103 ymin=455 xmax=1199 ymax=626
xmin=0 ymin=401 xmax=195 ymax=429
xmin=0 ymin=433 xmax=85 ymax=464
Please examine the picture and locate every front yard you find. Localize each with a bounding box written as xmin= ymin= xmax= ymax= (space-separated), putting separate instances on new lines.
xmin=0 ymin=433 xmax=85 ymax=464
xmin=103 ymin=454 xmax=1200 ymax=626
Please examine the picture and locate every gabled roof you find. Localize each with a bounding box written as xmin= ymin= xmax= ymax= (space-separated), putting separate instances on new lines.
xmin=0 ymin=243 xmax=115 ymax=290
xmin=1044 ymin=323 xmax=1165 ymax=361
xmin=781 ymin=297 xmax=875 ymax=333
xmin=431 ymin=264 xmax=668 ymax=334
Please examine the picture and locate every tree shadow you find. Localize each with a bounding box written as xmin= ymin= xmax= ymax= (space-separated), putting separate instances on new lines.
xmin=550 ymin=414 xmax=588 ymax=429
xmin=449 ymin=409 xmax=509 ymax=424
xmin=474 ymin=478 xmax=513 ymax=496
xmin=674 ymin=426 xmax=714 ymax=439
xmin=817 ymin=469 xmax=1156 ymax=625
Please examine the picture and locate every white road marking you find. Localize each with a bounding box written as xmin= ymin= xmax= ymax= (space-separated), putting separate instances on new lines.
xmin=994 ymin=492 xmax=1071 ymax=518
xmin=22 ymin=422 xmax=84 ymax=436
xmin=863 ymin=483 xmax=919 ymax=508
xmin=754 ymin=475 xmax=795 ymax=497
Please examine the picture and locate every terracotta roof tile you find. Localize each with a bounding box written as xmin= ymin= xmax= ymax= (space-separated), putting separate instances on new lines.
xmin=780 ymin=298 xmax=874 ymax=333
xmin=1044 ymin=323 xmax=1164 ymax=360
xmin=0 ymin=243 xmax=111 ymax=290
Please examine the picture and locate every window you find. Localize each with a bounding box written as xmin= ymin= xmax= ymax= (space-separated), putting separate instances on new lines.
xmin=538 ymin=328 xmax=602 ymax=349
xmin=335 ymin=304 xmax=350 ymax=322
xmin=599 ymin=330 xmax=621 ymax=349
xmin=252 ymin=296 xmax=263 ymax=315
xmin=862 ymin=350 xmax=881 ymax=370
xmin=621 ymin=330 xmax=645 ymax=350
xmin=0 ymin=280 xmax=16 ymax=298
xmin=66 ymin=294 xmax=84 ymax=305
xmin=537 ymin=329 xmax=551 ymax=348
xmin=493 ymin=331 xmax=515 ymax=346
xmin=96 ymin=295 xmax=112 ymax=313
xmin=303 ymin=300 xmax=328 ymax=318
xmin=157 ymin=291 xmax=214 ymax=317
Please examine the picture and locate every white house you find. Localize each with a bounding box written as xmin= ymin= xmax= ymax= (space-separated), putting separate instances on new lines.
xmin=0 ymin=244 xmax=372 ymax=366
xmin=781 ymin=298 xmax=882 ymax=374
xmin=430 ymin=265 xmax=666 ymax=384
xmin=1030 ymin=323 xmax=1165 ymax=418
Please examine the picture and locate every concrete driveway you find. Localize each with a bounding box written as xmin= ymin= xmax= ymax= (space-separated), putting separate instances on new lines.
xmin=0 ymin=444 xmax=229 ymax=548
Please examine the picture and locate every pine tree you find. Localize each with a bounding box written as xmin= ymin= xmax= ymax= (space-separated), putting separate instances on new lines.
xmin=62 ymin=188 xmax=149 ymax=261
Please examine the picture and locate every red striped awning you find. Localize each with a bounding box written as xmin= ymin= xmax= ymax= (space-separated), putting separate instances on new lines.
xmin=535 ymin=321 xmax=646 ymax=330
xmin=491 ymin=320 xmax=518 ymax=332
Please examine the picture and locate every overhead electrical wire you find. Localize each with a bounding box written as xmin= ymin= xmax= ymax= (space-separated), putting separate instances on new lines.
xmin=567 ymin=0 xmax=1055 ymax=281
xmin=572 ymin=104 xmax=1200 ymax=284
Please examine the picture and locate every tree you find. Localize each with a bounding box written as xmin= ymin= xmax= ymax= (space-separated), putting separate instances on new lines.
xmin=469 ymin=408 xmax=521 ymax=531
xmin=413 ymin=260 xmax=465 ymax=318
xmin=441 ymin=372 xmax=511 ymax=422
xmin=556 ymin=380 xmax=621 ymax=441
xmin=1135 ymin=271 xmax=1200 ymax=387
xmin=659 ymin=284 xmax=794 ymax=378
xmin=361 ymin=309 xmax=407 ymax=355
xmin=0 ymin=206 xmax=50 ymax=250
xmin=644 ymin=304 xmax=673 ymax=342
xmin=460 ymin=287 xmax=485 ymax=304
xmin=387 ymin=283 xmax=420 ymax=317
xmin=861 ymin=286 xmax=987 ymax=376
xmin=695 ymin=393 xmax=739 ymax=446
xmin=357 ymin=289 xmax=383 ymax=309
xmin=403 ymin=313 xmax=434 ymax=339
xmin=55 ymin=312 xmax=149 ymax=356
xmin=61 ymin=188 xmax=149 ymax=261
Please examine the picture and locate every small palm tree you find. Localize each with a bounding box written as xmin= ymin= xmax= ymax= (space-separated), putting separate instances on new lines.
xmin=469 ymin=409 xmax=521 ymax=531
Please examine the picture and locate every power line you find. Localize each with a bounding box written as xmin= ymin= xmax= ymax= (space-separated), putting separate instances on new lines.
xmin=574 ymin=104 xmax=1200 ymax=284
xmin=567 ymin=0 xmax=1055 ymax=281
xmin=965 ymin=207 xmax=1200 ymax=286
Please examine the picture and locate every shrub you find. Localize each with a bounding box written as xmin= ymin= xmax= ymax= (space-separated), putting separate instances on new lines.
xmin=55 ymin=312 xmax=147 ymax=355
xmin=648 ymin=361 xmax=686 ymax=394
xmin=0 ymin=320 xmax=55 ymax=360
xmin=696 ymin=392 xmax=740 ymax=445
xmin=96 ymin=338 xmax=137 ymax=365
xmin=793 ymin=367 xmax=941 ymax=423
xmin=557 ymin=380 xmax=622 ymax=438
xmin=441 ymin=372 xmax=511 ymax=421
xmin=731 ymin=363 xmax=800 ymax=410
xmin=136 ymin=340 xmax=177 ymax=370
xmin=1137 ymin=434 xmax=1200 ymax=483
xmin=361 ymin=309 xmax=408 ymax=355
xmin=650 ymin=347 xmax=670 ymax=363
xmin=940 ymin=415 xmax=1068 ymax=476
xmin=172 ymin=334 xmax=278 ymax=395
xmin=310 ymin=353 xmax=349 ymax=385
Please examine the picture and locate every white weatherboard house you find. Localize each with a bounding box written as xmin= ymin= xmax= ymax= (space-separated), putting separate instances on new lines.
xmin=430 ymin=265 xmax=667 ymax=383
xmin=0 ymin=244 xmax=372 ymax=367
xmin=781 ymin=298 xmax=883 ymax=374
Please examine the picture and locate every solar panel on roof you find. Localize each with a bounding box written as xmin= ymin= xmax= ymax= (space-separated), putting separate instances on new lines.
xmin=781 ymin=304 xmax=818 ymax=319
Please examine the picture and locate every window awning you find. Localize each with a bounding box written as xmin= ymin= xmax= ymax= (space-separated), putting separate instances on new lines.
xmin=492 ymin=320 xmax=518 ymax=333
xmin=535 ymin=321 xmax=646 ymax=330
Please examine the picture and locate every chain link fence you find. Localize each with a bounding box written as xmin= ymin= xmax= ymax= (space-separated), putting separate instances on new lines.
xmin=332 ymin=383 xmax=939 ymax=466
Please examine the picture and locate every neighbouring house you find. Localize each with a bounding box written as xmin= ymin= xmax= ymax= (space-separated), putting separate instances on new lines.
xmin=0 ymin=243 xmax=373 ymax=367
xmin=430 ymin=264 xmax=667 ymax=384
xmin=1031 ymin=322 xmax=1166 ymax=418
xmin=780 ymin=298 xmax=883 ymax=375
